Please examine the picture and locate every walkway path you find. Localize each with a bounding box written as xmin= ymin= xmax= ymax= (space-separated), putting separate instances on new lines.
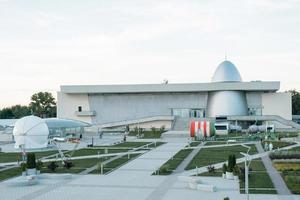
xmin=174 ymin=142 xmax=204 ymax=173
xmin=255 ymin=143 xmax=292 ymax=197
xmin=145 ymin=142 xmax=205 ymax=200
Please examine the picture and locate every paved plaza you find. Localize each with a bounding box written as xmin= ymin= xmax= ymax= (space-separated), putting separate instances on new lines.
xmin=1 ymin=138 xmax=300 ymax=200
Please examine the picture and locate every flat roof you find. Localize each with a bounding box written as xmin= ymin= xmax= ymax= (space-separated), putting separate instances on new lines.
xmin=60 ymin=81 xmax=280 ymax=94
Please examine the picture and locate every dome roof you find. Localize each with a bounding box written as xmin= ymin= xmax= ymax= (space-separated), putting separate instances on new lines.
xmin=212 ymin=60 xmax=242 ymax=82
xmin=13 ymin=116 xmax=49 ymax=149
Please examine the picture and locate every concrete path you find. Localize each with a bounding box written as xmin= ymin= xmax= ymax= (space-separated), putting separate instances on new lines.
xmin=255 ymin=143 xmax=292 ymax=196
xmin=145 ymin=142 xmax=205 ymax=200
xmin=174 ymin=142 xmax=204 ymax=173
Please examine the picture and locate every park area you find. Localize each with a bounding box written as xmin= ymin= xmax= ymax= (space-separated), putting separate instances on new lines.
xmin=0 ymin=141 xmax=164 ymax=181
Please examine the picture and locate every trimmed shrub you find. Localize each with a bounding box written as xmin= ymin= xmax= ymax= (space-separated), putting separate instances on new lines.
xmin=26 ymin=153 xmax=36 ymax=169
xmin=64 ymin=161 xmax=74 ymax=169
xmin=36 ymin=160 xmax=43 ymax=171
xmin=47 ymin=162 xmax=59 ymax=172
xmin=207 ymin=165 xmax=215 ymax=173
xmin=269 ymin=151 xmax=300 ymax=160
xmin=20 ymin=162 xmax=27 ymax=172
xmin=222 ymin=163 xmax=227 ymax=174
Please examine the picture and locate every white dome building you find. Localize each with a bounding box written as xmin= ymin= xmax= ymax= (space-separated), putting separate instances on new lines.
xmin=13 ymin=116 xmax=49 ymax=149
xmin=207 ymin=60 xmax=248 ymax=117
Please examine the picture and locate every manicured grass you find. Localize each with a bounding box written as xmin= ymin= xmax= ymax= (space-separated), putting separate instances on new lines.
xmin=277 ymin=132 xmax=299 ymax=138
xmin=281 ymin=171 xmax=300 ymax=194
xmin=196 ymin=158 xmax=276 ymax=194
xmin=155 ymin=149 xmax=193 ymax=175
xmin=188 ymin=142 xmax=201 ymax=147
xmin=289 ymin=146 xmax=300 ymax=152
xmin=273 ymin=162 xmax=300 ymax=171
xmin=0 ymin=167 xmax=22 ymax=181
xmin=71 ymin=148 xmax=127 ymax=157
xmin=197 ymin=171 xmax=222 ymax=177
xmin=128 ymin=131 xmax=164 ymax=138
xmin=0 ymin=150 xmax=60 ymax=163
xmin=41 ymin=157 xmax=111 ymax=174
xmin=273 ymin=162 xmax=300 ymax=194
xmin=185 ymin=144 xmax=257 ymax=170
xmin=90 ymin=154 xmax=141 ymax=174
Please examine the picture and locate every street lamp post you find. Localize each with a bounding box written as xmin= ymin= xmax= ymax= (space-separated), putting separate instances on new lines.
xmin=240 ymin=144 xmax=252 ymax=200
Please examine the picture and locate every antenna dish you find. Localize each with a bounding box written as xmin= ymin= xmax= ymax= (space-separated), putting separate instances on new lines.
xmin=13 ymin=116 xmax=49 ymax=149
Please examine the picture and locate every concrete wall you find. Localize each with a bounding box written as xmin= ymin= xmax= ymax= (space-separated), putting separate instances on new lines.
xmin=88 ymin=92 xmax=208 ymax=124
xmin=262 ymin=92 xmax=292 ymax=120
xmin=57 ymin=92 xmax=92 ymax=123
xmin=246 ymin=92 xmax=262 ymax=108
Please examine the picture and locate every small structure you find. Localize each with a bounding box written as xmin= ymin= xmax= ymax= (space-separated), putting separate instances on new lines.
xmin=13 ymin=116 xmax=49 ymax=150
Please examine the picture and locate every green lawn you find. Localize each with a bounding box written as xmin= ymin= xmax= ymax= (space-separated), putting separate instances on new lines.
xmin=155 ymin=149 xmax=193 ymax=175
xmin=281 ymin=171 xmax=300 ymax=194
xmin=274 ymin=162 xmax=300 ymax=194
xmin=41 ymin=157 xmax=112 ymax=174
xmin=0 ymin=167 xmax=22 ymax=181
xmin=128 ymin=130 xmax=164 ymax=138
xmin=90 ymin=153 xmax=141 ymax=174
xmin=0 ymin=150 xmax=60 ymax=163
xmin=277 ymin=132 xmax=299 ymax=138
xmin=0 ymin=142 xmax=155 ymax=164
xmin=185 ymin=144 xmax=257 ymax=170
xmin=188 ymin=142 xmax=201 ymax=147
xmin=197 ymin=159 xmax=276 ymax=194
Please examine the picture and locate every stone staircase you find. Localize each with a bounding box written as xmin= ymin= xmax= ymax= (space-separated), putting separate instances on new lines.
xmin=172 ymin=117 xmax=192 ymax=131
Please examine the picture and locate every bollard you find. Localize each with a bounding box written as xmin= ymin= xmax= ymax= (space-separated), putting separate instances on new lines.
xmin=196 ymin=166 xmax=198 ymax=176
xmin=128 ymin=153 xmax=130 ymax=159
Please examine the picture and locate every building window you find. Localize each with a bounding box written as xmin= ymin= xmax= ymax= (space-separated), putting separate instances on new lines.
xmin=78 ymin=106 xmax=82 ymax=112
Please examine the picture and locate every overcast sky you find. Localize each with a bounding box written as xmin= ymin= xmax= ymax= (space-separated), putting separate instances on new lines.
xmin=0 ymin=0 xmax=300 ymax=108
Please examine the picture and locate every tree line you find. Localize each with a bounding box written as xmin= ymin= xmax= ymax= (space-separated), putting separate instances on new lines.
xmin=289 ymin=90 xmax=300 ymax=115
xmin=0 ymin=92 xmax=56 ymax=119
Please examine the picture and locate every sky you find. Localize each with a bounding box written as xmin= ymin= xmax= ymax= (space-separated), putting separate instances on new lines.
xmin=0 ymin=0 xmax=300 ymax=108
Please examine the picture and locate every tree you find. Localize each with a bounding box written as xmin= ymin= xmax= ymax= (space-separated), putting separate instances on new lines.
xmin=289 ymin=90 xmax=300 ymax=115
xmin=29 ymin=92 xmax=56 ymax=118
xmin=0 ymin=107 xmax=14 ymax=119
xmin=0 ymin=105 xmax=30 ymax=119
xmin=11 ymin=105 xmax=31 ymax=118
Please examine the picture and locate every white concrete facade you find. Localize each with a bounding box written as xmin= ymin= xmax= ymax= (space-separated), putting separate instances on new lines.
xmin=57 ymin=92 xmax=92 ymax=123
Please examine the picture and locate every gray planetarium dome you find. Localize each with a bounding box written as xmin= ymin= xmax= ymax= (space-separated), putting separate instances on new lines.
xmin=212 ymin=60 xmax=242 ymax=82
xmin=207 ymin=60 xmax=248 ymax=117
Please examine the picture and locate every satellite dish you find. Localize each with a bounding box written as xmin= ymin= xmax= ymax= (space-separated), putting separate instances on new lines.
xmin=13 ymin=116 xmax=49 ymax=149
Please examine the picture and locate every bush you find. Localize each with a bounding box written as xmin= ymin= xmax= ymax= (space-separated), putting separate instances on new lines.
xmin=233 ymin=165 xmax=240 ymax=176
xmin=64 ymin=161 xmax=74 ymax=169
xmin=20 ymin=162 xmax=27 ymax=172
xmin=36 ymin=160 xmax=43 ymax=171
xmin=47 ymin=162 xmax=59 ymax=172
xmin=151 ymin=126 xmax=156 ymax=133
xmin=228 ymin=155 xmax=236 ymax=172
xmin=159 ymin=125 xmax=166 ymax=133
xmin=26 ymin=153 xmax=36 ymax=169
xmin=269 ymin=151 xmax=300 ymax=160
xmin=207 ymin=165 xmax=215 ymax=173
xmin=160 ymin=164 xmax=170 ymax=174
xmin=224 ymin=197 xmax=230 ymax=200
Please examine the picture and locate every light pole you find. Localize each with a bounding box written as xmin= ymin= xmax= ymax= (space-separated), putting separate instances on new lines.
xmin=240 ymin=144 xmax=252 ymax=200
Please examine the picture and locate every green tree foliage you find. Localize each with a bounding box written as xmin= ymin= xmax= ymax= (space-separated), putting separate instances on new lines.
xmin=0 ymin=105 xmax=30 ymax=119
xmin=29 ymin=92 xmax=56 ymax=118
xmin=289 ymin=90 xmax=300 ymax=115
xmin=26 ymin=153 xmax=36 ymax=169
